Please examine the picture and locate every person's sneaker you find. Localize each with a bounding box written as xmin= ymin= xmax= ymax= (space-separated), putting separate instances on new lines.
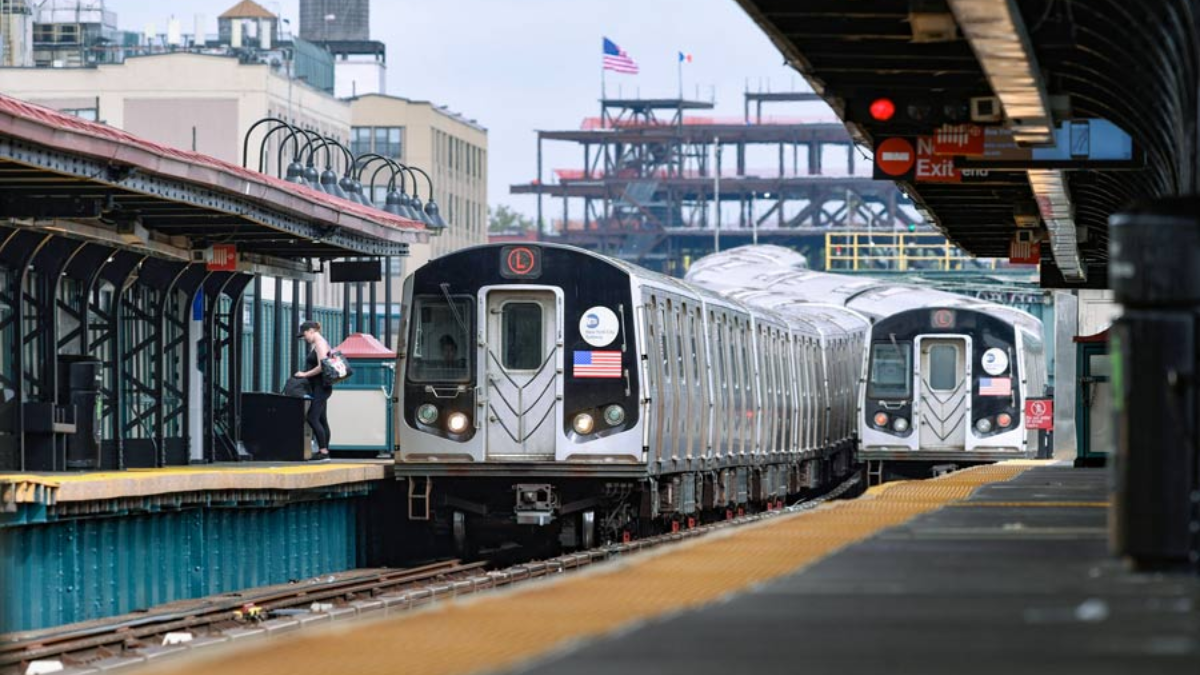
xmin=311 ymin=453 xmax=330 ymax=462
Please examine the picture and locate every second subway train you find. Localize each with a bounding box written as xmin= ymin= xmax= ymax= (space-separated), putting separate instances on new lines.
xmin=393 ymin=243 xmax=1043 ymax=548
xmin=687 ymin=245 xmax=1046 ymax=480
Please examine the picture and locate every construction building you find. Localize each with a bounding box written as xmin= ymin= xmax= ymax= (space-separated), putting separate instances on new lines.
xmin=512 ymin=93 xmax=929 ymax=274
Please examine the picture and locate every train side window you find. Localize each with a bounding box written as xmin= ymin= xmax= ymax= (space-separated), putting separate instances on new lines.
xmin=501 ymin=302 xmax=543 ymax=370
xmin=867 ymin=341 xmax=912 ymax=399
xmin=658 ymin=306 xmax=670 ymax=383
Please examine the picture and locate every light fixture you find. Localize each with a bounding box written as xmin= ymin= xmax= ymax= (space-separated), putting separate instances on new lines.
xmin=869 ymin=97 xmax=896 ymax=122
xmin=947 ymin=0 xmax=1054 ymax=144
xmin=573 ymin=413 xmax=595 ymax=435
xmin=417 ymin=404 xmax=438 ymax=426
xmin=424 ymin=200 xmax=448 ymax=234
xmin=603 ymin=404 xmax=626 ymax=426
xmin=446 ymin=412 xmax=470 ymax=434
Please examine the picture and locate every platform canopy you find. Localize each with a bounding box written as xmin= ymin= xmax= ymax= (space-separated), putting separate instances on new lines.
xmin=0 ymin=94 xmax=427 ymax=269
xmin=735 ymin=0 xmax=1198 ymax=288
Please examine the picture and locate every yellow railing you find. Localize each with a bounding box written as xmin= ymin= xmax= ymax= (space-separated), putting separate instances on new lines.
xmin=824 ymin=232 xmax=999 ymax=272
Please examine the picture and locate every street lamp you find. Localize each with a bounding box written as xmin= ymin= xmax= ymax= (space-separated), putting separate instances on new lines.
xmin=405 ymin=165 xmax=447 ymax=234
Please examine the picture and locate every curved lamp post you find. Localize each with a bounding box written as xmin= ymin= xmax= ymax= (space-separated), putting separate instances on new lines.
xmin=406 ymin=165 xmax=448 ymax=234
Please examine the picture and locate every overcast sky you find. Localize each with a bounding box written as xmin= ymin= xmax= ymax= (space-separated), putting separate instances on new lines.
xmin=107 ymin=0 xmax=838 ymax=217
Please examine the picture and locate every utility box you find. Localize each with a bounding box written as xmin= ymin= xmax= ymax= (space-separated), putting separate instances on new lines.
xmin=328 ymin=333 xmax=396 ymax=456
xmin=242 ymin=393 xmax=311 ymax=461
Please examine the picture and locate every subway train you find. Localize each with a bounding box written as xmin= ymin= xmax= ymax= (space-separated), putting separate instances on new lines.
xmin=686 ymin=246 xmax=1046 ymax=479
xmin=393 ymin=243 xmax=868 ymax=551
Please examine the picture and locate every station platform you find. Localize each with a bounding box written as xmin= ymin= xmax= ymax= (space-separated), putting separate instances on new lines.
xmin=0 ymin=461 xmax=394 ymax=634
xmin=0 ymin=461 xmax=389 ymax=519
xmin=140 ymin=461 xmax=1199 ymax=675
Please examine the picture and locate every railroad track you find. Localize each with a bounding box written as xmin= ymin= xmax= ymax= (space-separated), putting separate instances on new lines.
xmin=1 ymin=473 xmax=860 ymax=674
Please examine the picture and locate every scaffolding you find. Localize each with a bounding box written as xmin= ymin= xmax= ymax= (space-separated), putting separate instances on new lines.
xmin=511 ymin=92 xmax=923 ymax=273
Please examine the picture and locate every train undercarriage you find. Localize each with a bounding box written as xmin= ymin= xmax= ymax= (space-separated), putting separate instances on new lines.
xmin=398 ymin=443 xmax=856 ymax=558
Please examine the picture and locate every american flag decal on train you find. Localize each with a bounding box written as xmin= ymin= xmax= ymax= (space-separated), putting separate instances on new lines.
xmin=979 ymin=377 xmax=1012 ymax=396
xmin=573 ymin=351 xmax=622 ymax=378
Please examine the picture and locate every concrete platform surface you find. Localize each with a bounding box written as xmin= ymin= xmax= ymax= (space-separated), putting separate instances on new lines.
xmin=513 ymin=467 xmax=1200 ymax=675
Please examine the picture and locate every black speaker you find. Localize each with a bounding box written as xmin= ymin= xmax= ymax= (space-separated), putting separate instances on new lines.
xmin=241 ymin=393 xmax=311 ymax=461
xmin=330 ymin=260 xmax=382 ymax=283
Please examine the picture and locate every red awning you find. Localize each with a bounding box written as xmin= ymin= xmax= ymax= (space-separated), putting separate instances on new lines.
xmin=334 ymin=333 xmax=397 ymax=359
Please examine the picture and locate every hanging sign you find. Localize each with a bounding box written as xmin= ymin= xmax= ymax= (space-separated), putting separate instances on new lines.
xmin=206 ymin=244 xmax=237 ymax=271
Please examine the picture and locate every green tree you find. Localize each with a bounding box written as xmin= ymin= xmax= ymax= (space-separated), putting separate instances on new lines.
xmin=489 ymin=205 xmax=534 ymax=233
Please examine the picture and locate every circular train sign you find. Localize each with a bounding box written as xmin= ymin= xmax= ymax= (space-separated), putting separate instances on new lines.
xmin=981 ymin=347 xmax=1009 ymax=375
xmin=875 ymin=137 xmax=916 ymax=177
xmin=506 ymin=247 xmax=536 ymax=275
xmin=580 ymin=306 xmax=620 ymax=347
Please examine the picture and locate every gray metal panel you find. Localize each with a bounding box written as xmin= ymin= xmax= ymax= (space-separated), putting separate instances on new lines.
xmin=1053 ymin=291 xmax=1079 ymax=459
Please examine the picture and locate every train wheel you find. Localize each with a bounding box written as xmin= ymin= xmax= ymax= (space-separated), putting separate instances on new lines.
xmin=452 ymin=511 xmax=468 ymax=558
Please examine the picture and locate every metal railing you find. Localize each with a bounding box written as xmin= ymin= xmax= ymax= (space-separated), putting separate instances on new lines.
xmin=825 ymin=232 xmax=1000 ymax=272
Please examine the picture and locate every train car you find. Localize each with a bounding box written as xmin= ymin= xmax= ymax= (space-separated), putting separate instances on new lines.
xmin=687 ymin=245 xmax=1046 ymax=478
xmin=393 ymin=243 xmax=865 ymax=551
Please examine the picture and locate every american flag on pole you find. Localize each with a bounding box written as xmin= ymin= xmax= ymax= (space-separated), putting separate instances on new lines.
xmin=979 ymin=377 xmax=1012 ymax=396
xmin=574 ymin=351 xmax=623 ymax=378
xmin=603 ymin=38 xmax=639 ymax=74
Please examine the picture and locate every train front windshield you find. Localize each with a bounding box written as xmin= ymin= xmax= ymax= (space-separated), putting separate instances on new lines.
xmin=408 ymin=296 xmax=474 ymax=383
xmin=867 ymin=341 xmax=912 ymax=399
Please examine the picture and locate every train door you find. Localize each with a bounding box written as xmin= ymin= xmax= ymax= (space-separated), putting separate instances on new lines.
xmin=482 ymin=289 xmax=561 ymax=459
xmin=915 ymin=337 xmax=971 ymax=450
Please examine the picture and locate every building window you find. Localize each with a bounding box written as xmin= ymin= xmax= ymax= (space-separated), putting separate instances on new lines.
xmin=350 ymin=126 xmax=403 ymax=159
xmin=350 ymin=127 xmax=372 ymax=156
xmin=375 ymin=127 xmax=403 ymax=158
xmin=60 ymin=108 xmax=98 ymax=122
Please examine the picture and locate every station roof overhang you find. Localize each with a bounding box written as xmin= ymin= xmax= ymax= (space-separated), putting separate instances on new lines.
xmin=735 ymin=0 xmax=1198 ymax=288
xmin=0 ymin=94 xmax=428 ymax=275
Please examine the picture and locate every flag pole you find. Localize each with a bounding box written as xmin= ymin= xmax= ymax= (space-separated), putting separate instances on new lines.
xmin=601 ymin=60 xmax=607 ymax=100
xmin=677 ymin=55 xmax=683 ymax=99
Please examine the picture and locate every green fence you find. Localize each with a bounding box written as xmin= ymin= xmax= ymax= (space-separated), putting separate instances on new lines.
xmin=239 ymin=298 xmax=347 ymax=394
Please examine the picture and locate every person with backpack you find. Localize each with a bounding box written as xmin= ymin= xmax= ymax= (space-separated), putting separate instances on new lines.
xmin=294 ymin=321 xmax=334 ymax=461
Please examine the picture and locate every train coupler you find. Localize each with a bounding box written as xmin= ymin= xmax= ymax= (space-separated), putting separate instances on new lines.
xmin=513 ymin=483 xmax=559 ymax=526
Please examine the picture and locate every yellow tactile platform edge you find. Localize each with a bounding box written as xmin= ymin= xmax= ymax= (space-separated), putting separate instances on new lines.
xmin=0 ymin=463 xmax=386 ymax=504
xmin=148 ymin=461 xmax=1040 ymax=675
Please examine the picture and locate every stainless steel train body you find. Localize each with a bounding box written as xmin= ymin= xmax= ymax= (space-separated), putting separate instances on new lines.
xmin=394 ymin=243 xmax=867 ymax=546
xmin=686 ymin=245 xmax=1046 ymax=466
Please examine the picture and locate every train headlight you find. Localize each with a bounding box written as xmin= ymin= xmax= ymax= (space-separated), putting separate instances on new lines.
xmin=446 ymin=412 xmax=470 ymax=434
xmin=873 ymin=412 xmax=889 ymax=427
xmin=975 ymin=418 xmax=993 ymax=434
xmin=997 ymin=413 xmax=1013 ymax=428
xmin=573 ymin=413 xmax=596 ymax=435
xmin=417 ymin=404 xmax=439 ymax=426
xmin=892 ymin=417 xmax=909 ymax=433
xmin=603 ymin=404 xmax=626 ymax=426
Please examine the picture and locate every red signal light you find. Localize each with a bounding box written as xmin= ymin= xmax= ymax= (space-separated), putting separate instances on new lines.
xmin=869 ymin=98 xmax=896 ymax=122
